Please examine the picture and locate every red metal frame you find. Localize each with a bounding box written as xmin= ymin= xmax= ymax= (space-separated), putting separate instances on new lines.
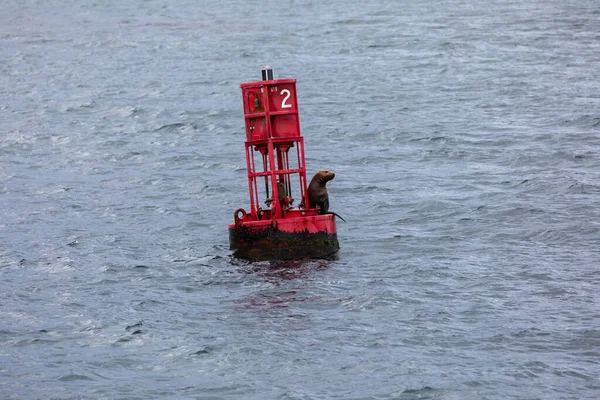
xmin=240 ymin=78 xmax=310 ymax=220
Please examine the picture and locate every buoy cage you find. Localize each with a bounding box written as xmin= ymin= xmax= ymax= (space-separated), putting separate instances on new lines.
xmin=228 ymin=68 xmax=339 ymax=261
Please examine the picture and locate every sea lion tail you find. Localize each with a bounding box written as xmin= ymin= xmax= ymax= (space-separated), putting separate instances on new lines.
xmin=324 ymin=211 xmax=346 ymax=222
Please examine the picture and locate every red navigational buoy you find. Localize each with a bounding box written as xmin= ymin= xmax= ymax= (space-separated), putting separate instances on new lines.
xmin=228 ymin=67 xmax=340 ymax=261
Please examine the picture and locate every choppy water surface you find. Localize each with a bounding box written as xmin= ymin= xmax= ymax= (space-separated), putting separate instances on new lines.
xmin=2 ymin=0 xmax=599 ymax=398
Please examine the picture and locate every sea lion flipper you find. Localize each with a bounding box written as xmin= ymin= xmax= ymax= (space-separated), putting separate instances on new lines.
xmin=321 ymin=198 xmax=330 ymax=213
xmin=333 ymin=212 xmax=346 ymax=222
xmin=326 ymin=211 xmax=346 ymax=222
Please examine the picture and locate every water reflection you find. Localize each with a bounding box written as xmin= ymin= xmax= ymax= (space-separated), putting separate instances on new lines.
xmin=232 ymin=259 xmax=335 ymax=315
xmin=238 ymin=259 xmax=332 ymax=281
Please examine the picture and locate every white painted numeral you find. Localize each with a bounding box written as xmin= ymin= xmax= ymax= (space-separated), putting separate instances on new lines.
xmin=281 ymin=89 xmax=292 ymax=108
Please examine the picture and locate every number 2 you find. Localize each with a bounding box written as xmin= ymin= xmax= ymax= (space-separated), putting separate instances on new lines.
xmin=281 ymin=89 xmax=292 ymax=108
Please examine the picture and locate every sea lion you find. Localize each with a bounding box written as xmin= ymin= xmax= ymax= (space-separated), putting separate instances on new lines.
xmin=276 ymin=180 xmax=288 ymax=206
xmin=308 ymin=170 xmax=334 ymax=212
xmin=308 ymin=170 xmax=346 ymax=221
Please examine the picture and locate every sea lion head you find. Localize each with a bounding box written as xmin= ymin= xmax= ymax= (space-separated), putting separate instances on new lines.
xmin=314 ymin=170 xmax=335 ymax=185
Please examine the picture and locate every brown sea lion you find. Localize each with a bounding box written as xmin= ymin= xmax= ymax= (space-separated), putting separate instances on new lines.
xmin=308 ymin=170 xmax=345 ymax=221
xmin=308 ymin=170 xmax=334 ymax=212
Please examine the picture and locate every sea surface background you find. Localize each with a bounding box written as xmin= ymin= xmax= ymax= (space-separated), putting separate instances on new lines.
xmin=1 ymin=0 xmax=599 ymax=399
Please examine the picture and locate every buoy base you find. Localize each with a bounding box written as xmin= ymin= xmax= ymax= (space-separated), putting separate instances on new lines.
xmin=229 ymin=213 xmax=339 ymax=261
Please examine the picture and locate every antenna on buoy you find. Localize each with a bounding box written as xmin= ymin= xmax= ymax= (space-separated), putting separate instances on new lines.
xmin=261 ymin=66 xmax=274 ymax=81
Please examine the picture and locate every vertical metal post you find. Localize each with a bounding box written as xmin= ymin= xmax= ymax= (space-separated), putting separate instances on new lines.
xmin=262 ymin=152 xmax=269 ymax=200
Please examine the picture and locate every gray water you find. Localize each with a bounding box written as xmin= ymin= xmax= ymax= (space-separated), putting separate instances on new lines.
xmin=2 ymin=0 xmax=599 ymax=399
